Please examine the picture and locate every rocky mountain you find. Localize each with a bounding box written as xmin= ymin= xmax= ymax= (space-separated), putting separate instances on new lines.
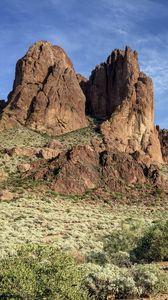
xmin=85 ymin=47 xmax=163 ymax=164
xmin=0 ymin=41 xmax=168 ymax=300
xmin=0 ymin=41 xmax=88 ymax=135
xmin=0 ymin=43 xmax=166 ymax=168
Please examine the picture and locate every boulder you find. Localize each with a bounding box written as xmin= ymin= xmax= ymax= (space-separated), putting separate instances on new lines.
xmin=17 ymin=163 xmax=31 ymax=173
xmin=6 ymin=147 xmax=36 ymax=157
xmin=39 ymin=148 xmax=61 ymax=160
xmin=0 ymin=190 xmax=14 ymax=201
xmin=86 ymin=47 xmax=163 ymax=164
xmin=0 ymin=41 xmax=88 ymax=135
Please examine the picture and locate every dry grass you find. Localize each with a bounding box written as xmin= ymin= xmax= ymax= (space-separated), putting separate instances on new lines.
xmin=0 ymin=192 xmax=168 ymax=259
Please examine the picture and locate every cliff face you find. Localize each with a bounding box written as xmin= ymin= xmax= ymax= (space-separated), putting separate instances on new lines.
xmin=158 ymin=128 xmax=168 ymax=163
xmin=86 ymin=47 xmax=163 ymax=163
xmin=87 ymin=47 xmax=140 ymax=119
xmin=0 ymin=41 xmax=88 ymax=135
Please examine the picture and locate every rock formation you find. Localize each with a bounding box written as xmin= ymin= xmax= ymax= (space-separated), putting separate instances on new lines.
xmin=0 ymin=100 xmax=7 ymax=114
xmin=0 ymin=43 xmax=165 ymax=166
xmin=157 ymin=127 xmax=168 ymax=163
xmin=86 ymin=47 xmax=163 ymax=163
xmin=21 ymin=143 xmax=164 ymax=195
xmin=0 ymin=41 xmax=88 ymax=135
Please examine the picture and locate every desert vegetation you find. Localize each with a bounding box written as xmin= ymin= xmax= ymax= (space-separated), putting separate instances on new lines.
xmin=0 ymin=127 xmax=168 ymax=299
xmin=0 ymin=41 xmax=167 ymax=299
xmin=0 ymin=225 xmax=168 ymax=299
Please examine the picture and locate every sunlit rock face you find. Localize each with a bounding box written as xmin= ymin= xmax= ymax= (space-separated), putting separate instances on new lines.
xmin=0 ymin=41 xmax=88 ymax=135
xmin=86 ymin=47 xmax=163 ymax=163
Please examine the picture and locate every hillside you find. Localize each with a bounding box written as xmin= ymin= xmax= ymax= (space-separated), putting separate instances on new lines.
xmin=0 ymin=42 xmax=167 ymax=299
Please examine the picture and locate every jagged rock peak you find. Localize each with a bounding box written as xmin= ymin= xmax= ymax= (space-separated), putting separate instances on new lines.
xmin=0 ymin=40 xmax=88 ymax=135
xmin=13 ymin=41 xmax=73 ymax=89
xmin=86 ymin=47 xmax=163 ymax=163
xmin=107 ymin=46 xmax=138 ymax=62
xmin=86 ymin=46 xmax=141 ymax=119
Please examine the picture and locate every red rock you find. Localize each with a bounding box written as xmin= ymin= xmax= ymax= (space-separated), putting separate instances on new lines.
xmin=0 ymin=41 xmax=88 ymax=135
xmin=76 ymin=73 xmax=89 ymax=112
xmin=86 ymin=47 xmax=163 ymax=163
xmin=101 ymin=150 xmax=146 ymax=184
xmin=157 ymin=128 xmax=168 ymax=163
xmin=53 ymin=145 xmax=100 ymax=194
xmin=23 ymin=142 xmax=165 ymax=195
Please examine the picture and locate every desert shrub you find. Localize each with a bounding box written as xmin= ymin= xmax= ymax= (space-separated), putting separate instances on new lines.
xmin=0 ymin=244 xmax=90 ymax=300
xmin=134 ymin=220 xmax=168 ymax=262
xmin=83 ymin=264 xmax=138 ymax=299
xmin=103 ymin=226 xmax=140 ymax=255
xmin=87 ymin=251 xmax=107 ymax=265
xmin=81 ymin=263 xmax=168 ymax=299
xmin=108 ymin=251 xmax=131 ymax=267
xmin=133 ymin=264 xmax=168 ymax=296
xmin=87 ymin=251 xmax=131 ymax=267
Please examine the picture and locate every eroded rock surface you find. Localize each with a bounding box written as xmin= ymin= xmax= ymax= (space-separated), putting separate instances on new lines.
xmin=158 ymin=128 xmax=168 ymax=163
xmin=0 ymin=41 xmax=88 ymax=135
xmin=22 ymin=142 xmax=164 ymax=195
xmin=86 ymin=47 xmax=163 ymax=163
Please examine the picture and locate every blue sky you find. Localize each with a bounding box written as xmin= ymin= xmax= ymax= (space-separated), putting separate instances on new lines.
xmin=0 ymin=0 xmax=167 ymax=128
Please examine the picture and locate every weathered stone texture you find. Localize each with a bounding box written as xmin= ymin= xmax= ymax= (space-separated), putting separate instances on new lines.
xmin=86 ymin=47 xmax=163 ymax=163
xmin=158 ymin=128 xmax=168 ymax=163
xmin=0 ymin=41 xmax=88 ymax=135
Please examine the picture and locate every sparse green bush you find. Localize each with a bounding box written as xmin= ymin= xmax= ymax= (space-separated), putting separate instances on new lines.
xmin=133 ymin=264 xmax=168 ymax=296
xmin=87 ymin=251 xmax=107 ymax=265
xmin=83 ymin=264 xmax=138 ymax=299
xmin=81 ymin=263 xmax=168 ymax=299
xmin=134 ymin=220 xmax=168 ymax=262
xmin=103 ymin=226 xmax=141 ymax=255
xmin=87 ymin=251 xmax=131 ymax=267
xmin=0 ymin=244 xmax=90 ymax=300
xmin=108 ymin=251 xmax=131 ymax=267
